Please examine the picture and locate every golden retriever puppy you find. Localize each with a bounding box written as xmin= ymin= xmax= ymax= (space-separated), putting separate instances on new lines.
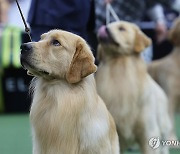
xmin=96 ymin=21 xmax=171 ymax=154
xmin=148 ymin=18 xmax=180 ymax=140
xmin=20 ymin=30 xmax=120 ymax=154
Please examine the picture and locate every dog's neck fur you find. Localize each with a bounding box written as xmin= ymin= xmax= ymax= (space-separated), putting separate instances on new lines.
xmin=102 ymin=53 xmax=147 ymax=75
xmin=102 ymin=50 xmax=142 ymax=61
xmin=29 ymin=74 xmax=111 ymax=153
xmin=97 ymin=53 xmax=148 ymax=105
xmin=97 ymin=53 xmax=148 ymax=100
xmin=30 ymin=74 xmax=98 ymax=108
xmin=30 ymin=75 xmax=99 ymax=151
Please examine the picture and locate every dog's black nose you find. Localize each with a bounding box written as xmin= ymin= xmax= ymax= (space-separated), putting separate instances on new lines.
xmin=20 ymin=43 xmax=32 ymax=52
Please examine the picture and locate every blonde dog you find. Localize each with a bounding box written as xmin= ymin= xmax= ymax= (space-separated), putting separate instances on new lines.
xmin=20 ymin=30 xmax=120 ymax=154
xmin=148 ymin=18 xmax=180 ymax=140
xmin=96 ymin=21 xmax=171 ymax=154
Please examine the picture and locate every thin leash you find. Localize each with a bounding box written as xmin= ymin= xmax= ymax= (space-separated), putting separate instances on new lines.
xmin=106 ymin=3 xmax=120 ymax=25
xmin=15 ymin=0 xmax=32 ymax=41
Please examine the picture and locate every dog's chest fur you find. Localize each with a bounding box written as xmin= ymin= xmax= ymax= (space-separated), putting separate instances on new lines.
xmin=30 ymin=77 xmax=110 ymax=154
xmin=96 ymin=56 xmax=146 ymax=140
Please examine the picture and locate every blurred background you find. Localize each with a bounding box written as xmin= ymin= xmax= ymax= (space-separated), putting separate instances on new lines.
xmin=0 ymin=0 xmax=180 ymax=153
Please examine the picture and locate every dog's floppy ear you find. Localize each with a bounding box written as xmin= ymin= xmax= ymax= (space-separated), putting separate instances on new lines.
xmin=66 ymin=39 xmax=97 ymax=84
xmin=168 ymin=18 xmax=180 ymax=46
xmin=133 ymin=27 xmax=152 ymax=53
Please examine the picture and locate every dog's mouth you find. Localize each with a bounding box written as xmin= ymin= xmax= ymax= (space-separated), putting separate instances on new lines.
xmin=27 ymin=68 xmax=50 ymax=77
xmin=20 ymin=54 xmax=50 ymax=77
xmin=97 ymin=25 xmax=119 ymax=46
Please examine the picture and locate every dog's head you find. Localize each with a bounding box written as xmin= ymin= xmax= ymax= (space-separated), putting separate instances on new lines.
xmin=169 ymin=18 xmax=180 ymax=46
xmin=20 ymin=30 xmax=97 ymax=83
xmin=97 ymin=21 xmax=151 ymax=56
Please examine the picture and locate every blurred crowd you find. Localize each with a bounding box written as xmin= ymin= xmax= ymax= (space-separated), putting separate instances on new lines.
xmin=0 ymin=0 xmax=180 ymax=112
xmin=1 ymin=0 xmax=180 ymax=60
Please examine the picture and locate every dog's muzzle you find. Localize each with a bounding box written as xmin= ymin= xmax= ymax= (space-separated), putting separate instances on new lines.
xmin=97 ymin=25 xmax=119 ymax=46
xmin=21 ymin=43 xmax=32 ymax=53
xmin=20 ymin=42 xmax=50 ymax=77
xmin=97 ymin=25 xmax=108 ymax=41
xmin=20 ymin=42 xmax=33 ymax=69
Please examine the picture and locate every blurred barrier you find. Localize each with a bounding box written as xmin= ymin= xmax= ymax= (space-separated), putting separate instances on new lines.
xmin=0 ymin=26 xmax=32 ymax=113
xmin=1 ymin=26 xmax=21 ymax=68
xmin=137 ymin=21 xmax=173 ymax=29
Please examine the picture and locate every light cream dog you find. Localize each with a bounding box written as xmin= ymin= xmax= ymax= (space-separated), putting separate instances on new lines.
xmin=20 ymin=30 xmax=120 ymax=154
xmin=96 ymin=21 xmax=171 ymax=154
xmin=148 ymin=18 xmax=180 ymax=140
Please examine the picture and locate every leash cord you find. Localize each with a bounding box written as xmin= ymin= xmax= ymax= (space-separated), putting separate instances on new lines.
xmin=15 ymin=0 xmax=32 ymax=41
xmin=106 ymin=3 xmax=120 ymax=25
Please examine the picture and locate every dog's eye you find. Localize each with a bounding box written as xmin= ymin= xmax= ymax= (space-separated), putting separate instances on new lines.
xmin=52 ymin=40 xmax=61 ymax=46
xmin=119 ymin=26 xmax=126 ymax=31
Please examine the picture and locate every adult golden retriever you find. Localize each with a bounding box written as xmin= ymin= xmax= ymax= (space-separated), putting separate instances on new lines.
xmin=20 ymin=30 xmax=120 ymax=154
xmin=148 ymin=18 xmax=180 ymax=140
xmin=96 ymin=21 xmax=171 ymax=154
